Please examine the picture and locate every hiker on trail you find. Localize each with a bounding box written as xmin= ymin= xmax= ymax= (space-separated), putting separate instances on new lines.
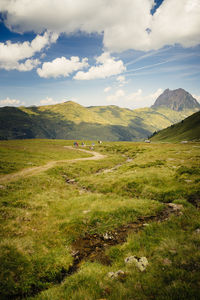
xmin=73 ymin=142 xmax=79 ymax=147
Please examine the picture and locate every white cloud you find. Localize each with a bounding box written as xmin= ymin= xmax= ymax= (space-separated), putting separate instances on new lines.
xmin=107 ymin=89 xmax=125 ymax=102
xmin=1 ymin=0 xmax=200 ymax=52
xmin=192 ymin=94 xmax=200 ymax=103
xmin=37 ymin=56 xmax=88 ymax=78
xmin=125 ymin=88 xmax=163 ymax=108
xmin=116 ymin=75 xmax=127 ymax=86
xmin=104 ymin=86 xmax=111 ymax=93
xmin=16 ymin=59 xmax=40 ymax=71
xmin=0 ymin=31 xmax=58 ymax=71
xmin=0 ymin=97 xmax=21 ymax=106
xmin=74 ymin=52 xmax=126 ymax=80
xmin=40 ymin=97 xmax=57 ymax=105
xmin=116 ymin=75 xmax=125 ymax=83
xmin=105 ymin=88 xmax=163 ymax=108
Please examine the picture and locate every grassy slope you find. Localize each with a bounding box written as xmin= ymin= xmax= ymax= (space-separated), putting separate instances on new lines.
xmin=0 ymin=140 xmax=200 ymax=300
xmin=151 ymin=111 xmax=200 ymax=142
xmin=0 ymin=101 xmax=198 ymax=141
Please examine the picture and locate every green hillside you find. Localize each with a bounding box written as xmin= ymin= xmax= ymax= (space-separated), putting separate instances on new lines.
xmin=151 ymin=111 xmax=200 ymax=142
xmin=0 ymin=101 xmax=198 ymax=141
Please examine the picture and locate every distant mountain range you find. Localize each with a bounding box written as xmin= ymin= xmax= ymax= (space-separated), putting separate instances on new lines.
xmin=0 ymin=88 xmax=199 ymax=141
xmin=150 ymin=110 xmax=200 ymax=142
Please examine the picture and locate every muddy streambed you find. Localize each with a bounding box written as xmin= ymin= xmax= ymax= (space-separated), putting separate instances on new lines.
xmin=67 ymin=203 xmax=182 ymax=273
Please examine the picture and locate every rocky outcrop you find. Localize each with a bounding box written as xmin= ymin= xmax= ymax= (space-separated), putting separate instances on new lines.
xmin=152 ymin=88 xmax=200 ymax=111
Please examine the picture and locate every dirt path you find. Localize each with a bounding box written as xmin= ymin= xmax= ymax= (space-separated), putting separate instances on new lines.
xmin=0 ymin=146 xmax=106 ymax=184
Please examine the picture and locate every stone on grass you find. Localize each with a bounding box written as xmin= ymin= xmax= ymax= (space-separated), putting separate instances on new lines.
xmin=83 ymin=210 xmax=91 ymax=214
xmin=167 ymin=203 xmax=183 ymax=211
xmin=103 ymin=233 xmax=114 ymax=240
xmin=143 ymin=223 xmax=150 ymax=227
xmin=195 ymin=228 xmax=200 ymax=234
xmin=107 ymin=270 xmax=126 ymax=280
xmin=125 ymin=256 xmax=149 ymax=272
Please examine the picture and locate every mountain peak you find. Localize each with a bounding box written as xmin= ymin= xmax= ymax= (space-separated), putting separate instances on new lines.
xmin=152 ymin=88 xmax=200 ymax=111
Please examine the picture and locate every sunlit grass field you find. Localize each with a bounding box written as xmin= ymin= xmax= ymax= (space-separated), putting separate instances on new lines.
xmin=0 ymin=140 xmax=200 ymax=300
xmin=0 ymin=139 xmax=90 ymax=174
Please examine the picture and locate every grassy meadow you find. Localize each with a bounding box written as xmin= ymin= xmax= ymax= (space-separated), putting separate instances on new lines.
xmin=0 ymin=139 xmax=200 ymax=300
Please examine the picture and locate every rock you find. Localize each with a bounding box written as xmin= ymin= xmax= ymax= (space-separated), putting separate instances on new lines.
xmin=185 ymin=180 xmax=192 ymax=183
xmin=125 ymin=256 xmax=137 ymax=264
xmin=107 ymin=270 xmax=126 ymax=279
xmin=83 ymin=210 xmax=91 ymax=214
xmin=107 ymin=272 xmax=115 ymax=278
xmin=103 ymin=233 xmax=114 ymax=240
xmin=126 ymin=158 xmax=133 ymax=162
xmin=71 ymin=250 xmax=79 ymax=257
xmin=143 ymin=223 xmax=150 ymax=227
xmin=67 ymin=179 xmax=76 ymax=184
xmin=125 ymin=255 xmax=149 ymax=272
xmin=167 ymin=203 xmax=183 ymax=211
xmin=0 ymin=185 xmax=4 ymax=189
xmin=195 ymin=228 xmax=200 ymax=234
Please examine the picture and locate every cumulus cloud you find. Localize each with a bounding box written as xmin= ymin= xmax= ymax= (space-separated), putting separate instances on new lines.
xmin=74 ymin=52 xmax=126 ymax=80
xmin=37 ymin=56 xmax=88 ymax=78
xmin=104 ymin=86 xmax=111 ymax=93
xmin=0 ymin=0 xmax=200 ymax=52
xmin=125 ymin=88 xmax=163 ymax=108
xmin=40 ymin=97 xmax=57 ymax=105
xmin=107 ymin=89 xmax=125 ymax=102
xmin=105 ymin=88 xmax=163 ymax=108
xmin=192 ymin=94 xmax=200 ymax=103
xmin=116 ymin=75 xmax=125 ymax=83
xmin=0 ymin=31 xmax=58 ymax=71
xmin=0 ymin=97 xmax=21 ymax=106
xmin=116 ymin=75 xmax=127 ymax=86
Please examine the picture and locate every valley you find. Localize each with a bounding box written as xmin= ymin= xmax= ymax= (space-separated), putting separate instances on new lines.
xmin=0 ymin=88 xmax=199 ymax=142
xmin=0 ymin=139 xmax=199 ymax=300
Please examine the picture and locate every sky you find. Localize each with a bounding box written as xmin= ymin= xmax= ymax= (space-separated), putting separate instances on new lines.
xmin=0 ymin=0 xmax=200 ymax=109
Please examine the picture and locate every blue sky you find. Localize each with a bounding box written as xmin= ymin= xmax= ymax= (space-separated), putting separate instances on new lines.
xmin=0 ymin=0 xmax=200 ymax=109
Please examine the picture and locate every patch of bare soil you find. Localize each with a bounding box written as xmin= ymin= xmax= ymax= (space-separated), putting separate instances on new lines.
xmin=187 ymin=193 xmax=200 ymax=209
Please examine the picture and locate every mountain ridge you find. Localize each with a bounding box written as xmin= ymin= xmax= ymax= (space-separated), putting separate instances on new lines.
xmin=152 ymin=88 xmax=200 ymax=111
xmin=150 ymin=111 xmax=200 ymax=142
xmin=0 ymin=88 xmax=199 ymax=141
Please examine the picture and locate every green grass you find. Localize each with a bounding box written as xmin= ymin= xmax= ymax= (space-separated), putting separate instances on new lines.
xmin=0 ymin=140 xmax=200 ymax=299
xmin=0 ymin=139 xmax=90 ymax=174
xmin=151 ymin=111 xmax=200 ymax=142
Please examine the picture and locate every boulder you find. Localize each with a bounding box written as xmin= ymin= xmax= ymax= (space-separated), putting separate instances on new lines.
xmin=125 ymin=255 xmax=149 ymax=272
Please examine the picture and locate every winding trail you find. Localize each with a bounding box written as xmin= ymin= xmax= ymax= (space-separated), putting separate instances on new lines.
xmin=0 ymin=146 xmax=106 ymax=184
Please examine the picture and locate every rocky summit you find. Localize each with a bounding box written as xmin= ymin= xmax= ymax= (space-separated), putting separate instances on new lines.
xmin=152 ymin=88 xmax=200 ymax=111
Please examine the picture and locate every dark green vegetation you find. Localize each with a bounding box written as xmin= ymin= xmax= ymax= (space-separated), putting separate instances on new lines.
xmin=0 ymin=88 xmax=199 ymax=141
xmin=151 ymin=111 xmax=200 ymax=142
xmin=0 ymin=139 xmax=200 ymax=300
